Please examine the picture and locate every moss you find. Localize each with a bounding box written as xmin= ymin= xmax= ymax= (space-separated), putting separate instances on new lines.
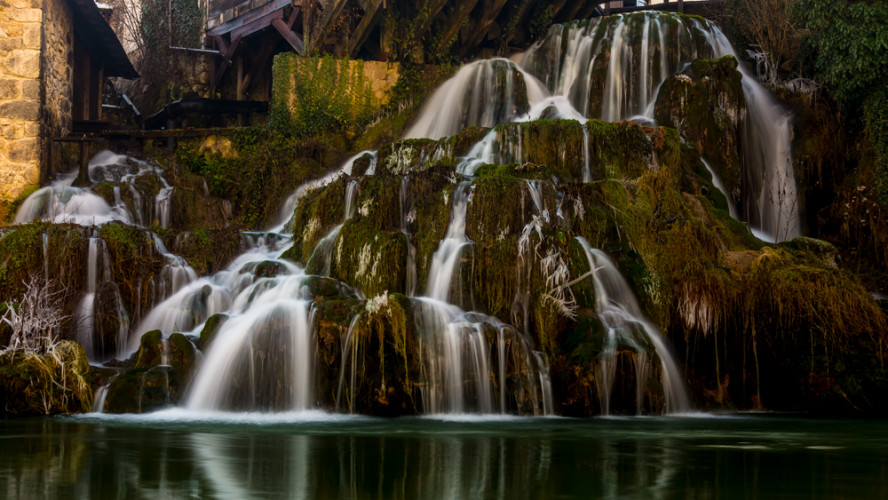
xmin=134 ymin=330 xmax=164 ymax=369
xmin=198 ymin=313 xmax=228 ymax=351
xmin=168 ymin=227 xmax=243 ymax=275
xmin=98 ymin=223 xmax=164 ymax=319
xmin=168 ymin=332 xmax=196 ymax=381
xmin=2 ymin=184 xmax=40 ymax=224
xmin=0 ymin=223 xmax=88 ymax=317
xmin=175 ymin=127 xmax=344 ymax=230
xmin=287 ymin=176 xmax=348 ymax=264
xmin=654 ymin=55 xmax=746 ymax=197
xmin=0 ymin=341 xmax=92 ymax=415
xmin=331 ymin=218 xmax=408 ymax=298
xmin=334 ymin=293 xmax=420 ymax=416
xmin=103 ymin=365 xmax=179 ymax=414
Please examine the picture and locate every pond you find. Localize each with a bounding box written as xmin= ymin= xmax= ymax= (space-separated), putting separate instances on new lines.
xmin=2 ymin=412 xmax=886 ymax=498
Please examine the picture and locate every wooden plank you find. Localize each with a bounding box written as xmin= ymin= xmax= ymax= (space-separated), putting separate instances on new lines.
xmin=214 ymin=36 xmax=242 ymax=87
xmin=307 ymin=0 xmax=350 ymax=53
xmin=231 ymin=8 xmax=284 ymax=41
xmin=433 ymin=0 xmax=481 ymax=57
xmin=347 ymin=0 xmax=384 ymax=58
xmin=208 ymin=0 xmax=291 ymax=36
xmin=273 ymin=18 xmax=305 ymax=54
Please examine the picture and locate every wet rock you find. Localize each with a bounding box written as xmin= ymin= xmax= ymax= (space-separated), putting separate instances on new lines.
xmin=0 ymin=340 xmax=92 ymax=415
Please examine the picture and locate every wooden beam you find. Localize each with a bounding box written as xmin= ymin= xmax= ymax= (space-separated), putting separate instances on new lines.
xmin=432 ymin=0 xmax=480 ymax=56
xmin=307 ymin=0 xmax=350 ymax=53
xmin=240 ymin=37 xmax=278 ymax=94
xmin=273 ymin=18 xmax=305 ymax=54
xmin=214 ymin=35 xmax=242 ymax=87
xmin=457 ymin=0 xmax=508 ymax=57
xmin=208 ymin=0 xmax=293 ymax=36
xmin=347 ymin=0 xmax=384 ymax=58
xmin=231 ymin=8 xmax=284 ymax=41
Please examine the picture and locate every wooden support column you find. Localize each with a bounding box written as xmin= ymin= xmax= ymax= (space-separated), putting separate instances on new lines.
xmin=236 ymin=54 xmax=244 ymax=101
xmin=678 ymin=0 xmax=684 ymax=13
xmin=273 ymin=17 xmax=305 ymax=54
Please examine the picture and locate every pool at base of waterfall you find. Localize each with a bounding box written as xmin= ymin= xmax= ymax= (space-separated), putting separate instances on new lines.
xmin=2 ymin=414 xmax=886 ymax=498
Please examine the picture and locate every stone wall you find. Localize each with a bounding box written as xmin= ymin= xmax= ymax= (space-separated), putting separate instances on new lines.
xmin=0 ymin=0 xmax=44 ymax=202
xmin=0 ymin=0 xmax=75 ymax=204
xmin=41 ymin=0 xmax=74 ymax=163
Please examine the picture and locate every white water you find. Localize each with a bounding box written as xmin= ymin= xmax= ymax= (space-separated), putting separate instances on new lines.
xmin=15 ymin=12 xmax=807 ymax=418
xmin=575 ymin=237 xmax=690 ymax=414
xmin=404 ymin=58 xmax=549 ymax=140
xmin=425 ymin=182 xmax=472 ymax=302
xmin=702 ymin=158 xmax=738 ymax=219
xmin=519 ymin=12 xmax=800 ymax=241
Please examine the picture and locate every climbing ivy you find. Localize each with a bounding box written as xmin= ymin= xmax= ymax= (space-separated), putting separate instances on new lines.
xmin=271 ymin=54 xmax=378 ymax=137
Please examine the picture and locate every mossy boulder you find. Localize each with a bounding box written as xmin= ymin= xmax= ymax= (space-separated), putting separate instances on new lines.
xmin=331 ymin=219 xmax=408 ymax=298
xmin=654 ymin=55 xmax=746 ymax=206
xmin=0 ymin=341 xmax=92 ymax=415
xmin=103 ymin=330 xmax=197 ymax=413
xmin=197 ymin=313 xmax=228 ymax=350
xmin=285 ymin=177 xmax=348 ymax=264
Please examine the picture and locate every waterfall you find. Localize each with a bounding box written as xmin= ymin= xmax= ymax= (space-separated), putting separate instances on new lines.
xmin=400 ymin=177 xmax=418 ymax=297
xmin=520 ymin=12 xmax=800 ymax=241
xmin=403 ymin=58 xmax=549 ymax=140
xmin=74 ymin=237 xmax=100 ymax=357
xmin=575 ymin=237 xmax=690 ymax=414
xmin=425 ymin=182 xmax=472 ymax=303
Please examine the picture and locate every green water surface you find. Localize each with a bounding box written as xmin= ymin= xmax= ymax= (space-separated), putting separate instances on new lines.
xmin=1 ymin=412 xmax=886 ymax=499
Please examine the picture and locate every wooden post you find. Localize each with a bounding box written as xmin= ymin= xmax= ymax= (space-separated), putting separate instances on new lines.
xmin=236 ymin=55 xmax=244 ymax=101
xmin=678 ymin=0 xmax=684 ymax=13
xmin=605 ymin=1 xmax=611 ymax=15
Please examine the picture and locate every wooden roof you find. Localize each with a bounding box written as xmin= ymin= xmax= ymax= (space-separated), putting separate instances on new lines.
xmin=67 ymin=0 xmax=139 ymax=79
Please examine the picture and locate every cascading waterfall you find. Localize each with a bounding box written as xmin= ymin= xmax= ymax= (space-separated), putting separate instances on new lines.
xmin=400 ymin=177 xmax=418 ymax=297
xmin=521 ymin=12 xmax=800 ymax=241
xmin=575 ymin=237 xmax=690 ymax=414
xmin=12 ymin=10 xmax=813 ymax=418
xmin=702 ymin=158 xmax=737 ymax=219
xmin=74 ymin=237 xmax=100 ymax=356
xmin=404 ymin=58 xmax=549 ymax=140
xmin=425 ymin=182 xmax=472 ymax=303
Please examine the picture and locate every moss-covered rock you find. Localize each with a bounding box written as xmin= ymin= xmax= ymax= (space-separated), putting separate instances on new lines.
xmin=0 ymin=341 xmax=92 ymax=415
xmin=654 ymin=55 xmax=746 ymax=207
xmin=332 ymin=219 xmax=408 ymax=298
xmin=197 ymin=313 xmax=228 ymax=350
xmin=103 ymin=330 xmax=198 ymax=413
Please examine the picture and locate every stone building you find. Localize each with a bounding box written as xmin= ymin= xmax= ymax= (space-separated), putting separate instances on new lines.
xmin=0 ymin=0 xmax=136 ymax=205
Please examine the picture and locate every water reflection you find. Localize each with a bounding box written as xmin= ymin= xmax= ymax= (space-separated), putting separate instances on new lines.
xmin=1 ymin=417 xmax=887 ymax=499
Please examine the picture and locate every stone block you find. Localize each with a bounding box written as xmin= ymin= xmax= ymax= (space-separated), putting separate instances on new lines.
xmin=0 ymin=37 xmax=23 ymax=52
xmin=5 ymin=49 xmax=40 ymax=78
xmin=20 ymin=79 xmax=38 ymax=99
xmin=7 ymin=137 xmax=38 ymax=162
xmin=1 ymin=122 xmax=22 ymax=139
xmin=23 ymin=121 xmax=39 ymax=136
xmin=0 ymin=100 xmax=39 ymax=120
xmin=10 ymin=9 xmax=41 ymax=23
xmin=22 ymin=162 xmax=38 ymax=182
xmin=0 ymin=79 xmax=20 ymax=99
xmin=22 ymin=24 xmax=39 ymax=48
